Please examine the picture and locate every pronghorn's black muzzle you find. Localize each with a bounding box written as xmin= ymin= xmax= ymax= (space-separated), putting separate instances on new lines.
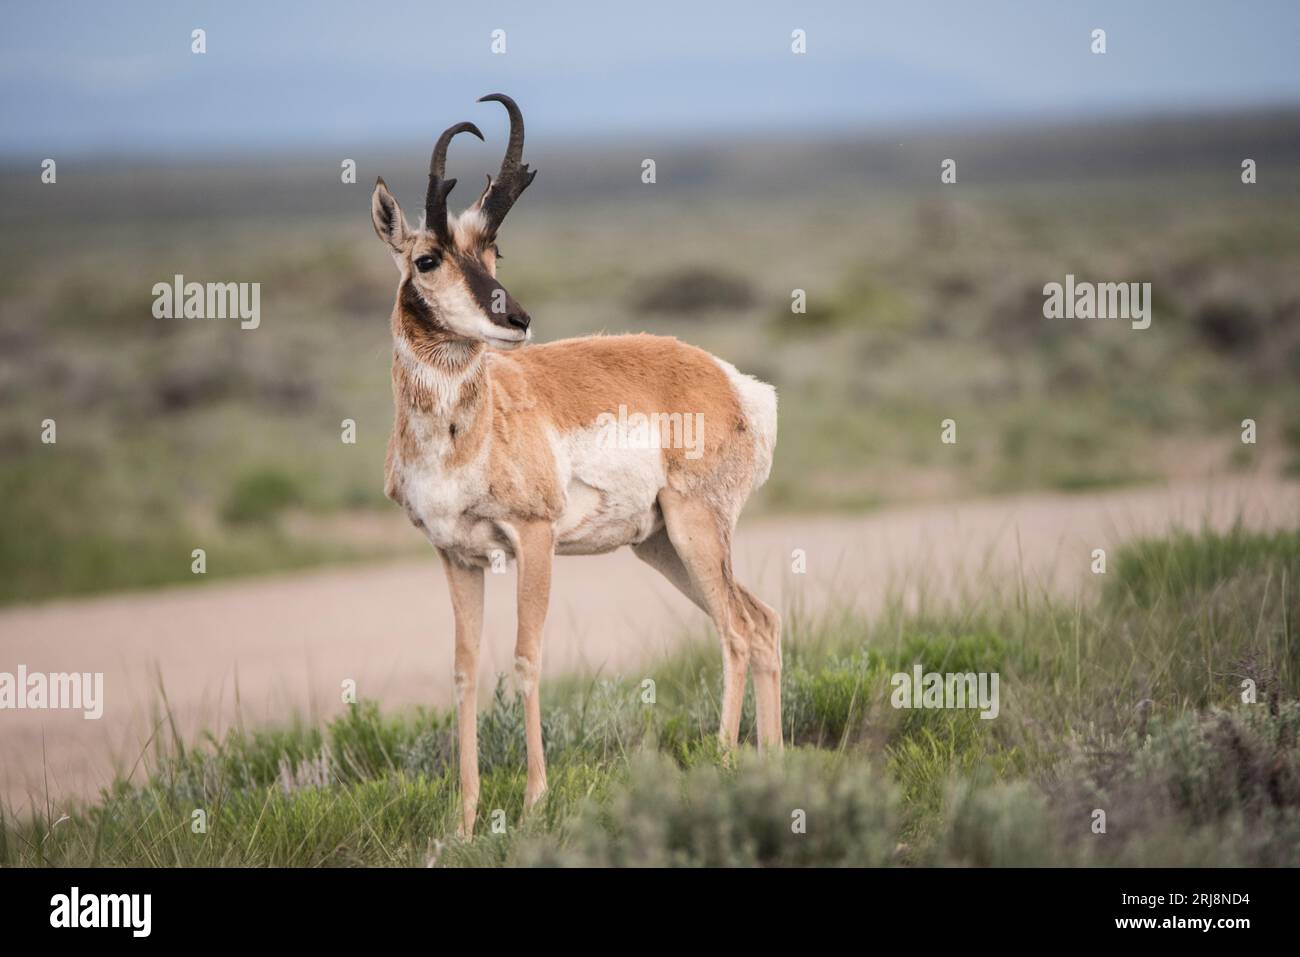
xmin=460 ymin=256 xmax=531 ymax=332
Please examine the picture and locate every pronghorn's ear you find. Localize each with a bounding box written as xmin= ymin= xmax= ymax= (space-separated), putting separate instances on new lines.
xmin=371 ymin=177 xmax=411 ymax=251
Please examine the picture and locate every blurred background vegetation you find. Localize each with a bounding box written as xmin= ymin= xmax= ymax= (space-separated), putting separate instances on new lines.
xmin=2 ymin=109 xmax=1299 ymax=604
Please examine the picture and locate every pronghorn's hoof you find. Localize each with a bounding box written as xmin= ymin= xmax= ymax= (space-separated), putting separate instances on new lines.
xmin=522 ymin=786 xmax=548 ymax=819
xmin=457 ymin=810 xmax=477 ymax=840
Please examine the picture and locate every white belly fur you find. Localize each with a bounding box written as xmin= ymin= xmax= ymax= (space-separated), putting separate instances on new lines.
xmin=397 ymin=355 xmax=775 ymax=563
xmin=398 ymin=435 xmax=509 ymax=563
xmin=551 ymin=421 xmax=665 ymax=555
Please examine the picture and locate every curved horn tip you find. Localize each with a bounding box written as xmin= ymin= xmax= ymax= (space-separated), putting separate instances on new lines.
xmin=477 ymin=93 xmax=514 ymax=105
xmin=437 ymin=121 xmax=485 ymax=143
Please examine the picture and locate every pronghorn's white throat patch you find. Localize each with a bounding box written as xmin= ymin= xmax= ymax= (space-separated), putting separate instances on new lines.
xmin=394 ymin=335 xmax=481 ymax=413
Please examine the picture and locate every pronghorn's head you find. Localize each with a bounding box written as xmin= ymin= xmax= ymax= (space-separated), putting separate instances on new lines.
xmin=372 ymin=94 xmax=537 ymax=353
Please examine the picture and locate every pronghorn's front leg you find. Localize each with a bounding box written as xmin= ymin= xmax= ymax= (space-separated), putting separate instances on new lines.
xmin=511 ymin=520 xmax=554 ymax=812
xmin=439 ymin=549 xmax=485 ymax=838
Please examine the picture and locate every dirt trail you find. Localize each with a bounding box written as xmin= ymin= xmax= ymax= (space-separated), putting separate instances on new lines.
xmin=1 ymin=476 xmax=1296 ymax=813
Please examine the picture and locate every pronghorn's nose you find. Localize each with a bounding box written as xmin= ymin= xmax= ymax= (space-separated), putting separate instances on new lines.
xmin=506 ymin=310 xmax=531 ymax=333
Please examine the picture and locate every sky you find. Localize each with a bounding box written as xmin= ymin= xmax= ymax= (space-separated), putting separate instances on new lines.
xmin=2 ymin=0 xmax=1299 ymax=157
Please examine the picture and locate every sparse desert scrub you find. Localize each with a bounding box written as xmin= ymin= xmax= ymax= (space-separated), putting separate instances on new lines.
xmin=2 ymin=525 xmax=1295 ymax=867
xmin=3 ymin=118 xmax=1299 ymax=602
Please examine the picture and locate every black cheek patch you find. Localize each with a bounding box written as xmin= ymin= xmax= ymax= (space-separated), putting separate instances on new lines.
xmin=399 ymin=279 xmax=439 ymax=330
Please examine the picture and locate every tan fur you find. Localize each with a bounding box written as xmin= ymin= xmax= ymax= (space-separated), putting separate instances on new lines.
xmin=510 ymin=519 xmax=553 ymax=810
xmin=439 ymin=551 xmax=484 ymax=837
xmin=386 ymin=326 xmax=760 ymax=526
xmin=497 ymin=334 xmax=752 ymax=490
xmin=371 ymin=119 xmax=780 ymax=836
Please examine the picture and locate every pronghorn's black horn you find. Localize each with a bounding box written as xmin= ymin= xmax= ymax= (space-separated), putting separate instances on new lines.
xmin=425 ymin=121 xmax=484 ymax=244
xmin=477 ymin=93 xmax=537 ymax=235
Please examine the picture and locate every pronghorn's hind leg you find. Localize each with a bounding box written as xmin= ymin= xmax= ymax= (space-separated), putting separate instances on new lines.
xmin=736 ymin=583 xmax=782 ymax=749
xmin=632 ymin=525 xmax=707 ymax=612
xmin=648 ymin=487 xmax=783 ymax=751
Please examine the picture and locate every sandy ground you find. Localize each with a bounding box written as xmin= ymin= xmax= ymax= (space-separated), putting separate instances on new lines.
xmin=1 ymin=475 xmax=1296 ymax=814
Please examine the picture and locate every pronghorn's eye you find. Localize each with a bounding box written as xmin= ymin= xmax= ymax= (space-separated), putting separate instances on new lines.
xmin=414 ymin=253 xmax=441 ymax=273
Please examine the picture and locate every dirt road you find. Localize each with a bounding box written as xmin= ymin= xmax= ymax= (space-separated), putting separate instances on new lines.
xmin=2 ymin=476 xmax=1295 ymax=813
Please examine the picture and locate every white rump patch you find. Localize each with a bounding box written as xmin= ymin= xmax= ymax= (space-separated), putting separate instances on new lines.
xmin=711 ymin=356 xmax=778 ymax=488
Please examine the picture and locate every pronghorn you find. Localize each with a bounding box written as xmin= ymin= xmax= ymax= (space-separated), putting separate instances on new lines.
xmin=371 ymin=94 xmax=780 ymax=835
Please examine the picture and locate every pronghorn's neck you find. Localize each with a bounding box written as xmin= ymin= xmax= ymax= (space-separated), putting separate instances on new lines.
xmin=390 ymin=284 xmax=494 ymax=467
xmin=393 ymin=334 xmax=486 ymax=418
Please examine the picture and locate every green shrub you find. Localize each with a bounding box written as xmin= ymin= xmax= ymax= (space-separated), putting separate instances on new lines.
xmin=781 ymin=652 xmax=887 ymax=746
xmin=927 ymin=779 xmax=1060 ymax=866
xmin=220 ymin=468 xmax=303 ymax=525
xmin=8 ymin=524 xmax=1300 ymax=867
xmin=513 ymin=750 xmax=898 ymax=866
xmin=629 ymin=267 xmax=755 ymax=314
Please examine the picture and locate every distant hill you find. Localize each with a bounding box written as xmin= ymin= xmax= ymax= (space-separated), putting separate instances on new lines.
xmin=3 ymin=108 xmax=1299 ymax=227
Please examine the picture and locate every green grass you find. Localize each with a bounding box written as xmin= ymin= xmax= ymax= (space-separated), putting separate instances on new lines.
xmin=3 ymin=526 xmax=1298 ymax=866
xmin=1104 ymin=523 xmax=1300 ymax=608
